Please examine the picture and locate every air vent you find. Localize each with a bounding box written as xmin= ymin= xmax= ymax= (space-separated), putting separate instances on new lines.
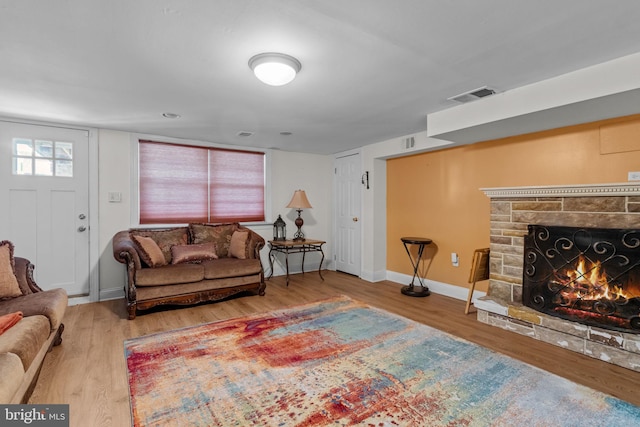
xmin=237 ymin=131 xmax=253 ymax=137
xmin=447 ymin=86 xmax=497 ymax=104
xmin=402 ymin=136 xmax=415 ymax=150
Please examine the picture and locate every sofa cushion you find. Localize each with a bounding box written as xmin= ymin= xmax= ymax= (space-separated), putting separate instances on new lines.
xmin=229 ymin=230 xmax=249 ymax=259
xmin=0 ymin=315 xmax=50 ymax=371
xmin=131 ymin=235 xmax=167 ymax=267
xmin=130 ymin=227 xmax=189 ymax=264
xmin=171 ymin=243 xmax=218 ymax=264
xmin=202 ymin=258 xmax=262 ymax=279
xmin=0 ymin=352 xmax=24 ymax=403
xmin=189 ymin=223 xmax=238 ymax=258
xmin=0 ymin=241 xmax=22 ymax=300
xmin=135 ymin=263 xmax=205 ymax=287
xmin=0 ymin=289 xmax=67 ymax=332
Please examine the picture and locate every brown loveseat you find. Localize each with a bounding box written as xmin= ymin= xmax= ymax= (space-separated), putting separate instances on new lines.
xmin=0 ymin=243 xmax=67 ymax=404
xmin=113 ymin=223 xmax=266 ymax=319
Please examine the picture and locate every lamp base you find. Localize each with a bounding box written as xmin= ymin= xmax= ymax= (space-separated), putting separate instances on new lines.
xmin=293 ymin=209 xmax=305 ymax=241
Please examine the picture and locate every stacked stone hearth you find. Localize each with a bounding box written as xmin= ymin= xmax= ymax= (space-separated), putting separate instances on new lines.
xmin=476 ymin=182 xmax=640 ymax=372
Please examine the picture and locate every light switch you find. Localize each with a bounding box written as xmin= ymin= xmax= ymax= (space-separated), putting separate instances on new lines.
xmin=108 ymin=191 xmax=122 ymax=203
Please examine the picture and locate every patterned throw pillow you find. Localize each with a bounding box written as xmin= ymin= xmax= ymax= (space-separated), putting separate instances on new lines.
xmin=0 ymin=241 xmax=22 ymax=299
xmin=130 ymin=228 xmax=188 ymax=264
xmin=229 ymin=231 xmax=249 ymax=259
xmin=189 ymin=223 xmax=239 ymax=258
xmin=171 ymin=243 xmax=218 ymax=264
xmin=131 ymin=235 xmax=167 ymax=268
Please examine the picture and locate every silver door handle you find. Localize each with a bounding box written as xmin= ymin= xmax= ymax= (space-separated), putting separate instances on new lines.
xmin=353 ymin=217 xmax=358 ymax=222
xmin=78 ymin=226 xmax=87 ymax=232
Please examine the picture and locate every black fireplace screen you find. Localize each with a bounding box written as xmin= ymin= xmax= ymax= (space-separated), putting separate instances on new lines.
xmin=523 ymin=225 xmax=640 ymax=333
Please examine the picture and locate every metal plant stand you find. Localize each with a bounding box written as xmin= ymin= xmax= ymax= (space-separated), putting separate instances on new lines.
xmin=400 ymin=237 xmax=433 ymax=297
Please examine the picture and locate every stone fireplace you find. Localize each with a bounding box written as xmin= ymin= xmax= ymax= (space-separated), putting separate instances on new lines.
xmin=475 ymin=182 xmax=640 ymax=372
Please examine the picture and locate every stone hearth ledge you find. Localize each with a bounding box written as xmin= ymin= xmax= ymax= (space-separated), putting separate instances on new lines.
xmin=475 ymin=296 xmax=640 ymax=372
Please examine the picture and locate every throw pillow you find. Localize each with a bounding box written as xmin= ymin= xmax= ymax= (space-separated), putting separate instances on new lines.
xmin=131 ymin=235 xmax=167 ymax=267
xmin=130 ymin=228 xmax=189 ymax=264
xmin=229 ymin=230 xmax=249 ymax=259
xmin=0 ymin=241 xmax=22 ymax=299
xmin=171 ymin=243 xmax=218 ymax=264
xmin=189 ymin=223 xmax=239 ymax=258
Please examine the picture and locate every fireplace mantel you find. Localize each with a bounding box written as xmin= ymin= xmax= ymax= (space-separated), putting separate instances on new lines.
xmin=481 ymin=182 xmax=640 ymax=198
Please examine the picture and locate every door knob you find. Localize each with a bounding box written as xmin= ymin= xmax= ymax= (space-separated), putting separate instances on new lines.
xmin=353 ymin=217 xmax=358 ymax=222
xmin=78 ymin=226 xmax=87 ymax=232
xmin=78 ymin=214 xmax=86 ymax=220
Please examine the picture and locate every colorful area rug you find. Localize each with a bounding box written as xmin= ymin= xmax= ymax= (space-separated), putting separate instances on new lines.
xmin=125 ymin=296 xmax=640 ymax=426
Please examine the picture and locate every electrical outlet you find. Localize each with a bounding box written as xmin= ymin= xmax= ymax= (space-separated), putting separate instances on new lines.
xmin=451 ymin=252 xmax=459 ymax=267
xmin=629 ymin=171 xmax=640 ymax=181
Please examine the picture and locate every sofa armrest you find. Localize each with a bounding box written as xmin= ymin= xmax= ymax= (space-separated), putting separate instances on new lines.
xmin=14 ymin=257 xmax=42 ymax=294
xmin=112 ymin=230 xmax=142 ymax=270
xmin=238 ymin=226 xmax=266 ymax=260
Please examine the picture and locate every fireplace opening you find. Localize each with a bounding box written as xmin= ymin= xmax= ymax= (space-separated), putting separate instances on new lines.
xmin=523 ymin=225 xmax=640 ymax=333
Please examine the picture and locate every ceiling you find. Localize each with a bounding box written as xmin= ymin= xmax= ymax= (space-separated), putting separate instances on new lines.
xmin=2 ymin=1 xmax=640 ymax=155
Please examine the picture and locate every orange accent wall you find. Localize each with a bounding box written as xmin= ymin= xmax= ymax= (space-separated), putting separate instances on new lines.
xmin=387 ymin=114 xmax=640 ymax=292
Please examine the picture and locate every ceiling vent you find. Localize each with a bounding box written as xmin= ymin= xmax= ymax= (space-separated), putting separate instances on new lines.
xmin=447 ymin=86 xmax=497 ymax=104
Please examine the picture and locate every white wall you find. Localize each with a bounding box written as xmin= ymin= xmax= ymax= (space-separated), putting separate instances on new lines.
xmin=97 ymin=131 xmax=333 ymax=300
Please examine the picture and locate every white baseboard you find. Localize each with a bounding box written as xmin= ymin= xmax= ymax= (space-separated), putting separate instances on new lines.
xmin=385 ymin=270 xmax=486 ymax=302
xmin=99 ymin=288 xmax=125 ymax=301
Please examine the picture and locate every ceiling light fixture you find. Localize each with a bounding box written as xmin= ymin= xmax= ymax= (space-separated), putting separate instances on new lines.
xmin=248 ymin=52 xmax=301 ymax=86
xmin=162 ymin=112 xmax=180 ymax=119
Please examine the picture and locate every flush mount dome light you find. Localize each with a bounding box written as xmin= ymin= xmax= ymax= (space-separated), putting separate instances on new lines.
xmin=249 ymin=52 xmax=301 ymax=86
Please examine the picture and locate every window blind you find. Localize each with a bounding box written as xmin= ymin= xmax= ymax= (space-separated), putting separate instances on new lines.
xmin=139 ymin=140 xmax=265 ymax=224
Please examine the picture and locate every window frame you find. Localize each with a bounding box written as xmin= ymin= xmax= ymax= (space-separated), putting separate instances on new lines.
xmin=130 ymin=134 xmax=272 ymax=228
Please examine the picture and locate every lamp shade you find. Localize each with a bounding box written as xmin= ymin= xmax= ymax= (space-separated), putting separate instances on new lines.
xmin=249 ymin=53 xmax=301 ymax=86
xmin=286 ymin=190 xmax=312 ymax=209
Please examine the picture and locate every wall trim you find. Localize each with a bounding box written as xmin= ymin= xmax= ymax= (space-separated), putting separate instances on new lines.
xmin=481 ymin=182 xmax=640 ymax=198
xmin=386 ymin=271 xmax=486 ymax=302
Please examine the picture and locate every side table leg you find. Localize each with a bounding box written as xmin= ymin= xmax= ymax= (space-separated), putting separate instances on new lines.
xmin=318 ymin=245 xmax=325 ymax=281
xmin=285 ymin=249 xmax=290 ymax=287
xmin=267 ymin=247 xmax=275 ymax=279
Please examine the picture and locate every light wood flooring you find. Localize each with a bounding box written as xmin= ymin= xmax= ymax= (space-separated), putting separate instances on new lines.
xmin=30 ymin=271 xmax=640 ymax=426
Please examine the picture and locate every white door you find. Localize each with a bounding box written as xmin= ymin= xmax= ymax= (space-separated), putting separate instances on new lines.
xmin=0 ymin=120 xmax=90 ymax=296
xmin=335 ymin=153 xmax=361 ymax=276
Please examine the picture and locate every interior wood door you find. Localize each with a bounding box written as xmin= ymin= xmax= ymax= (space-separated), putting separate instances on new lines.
xmin=334 ymin=153 xmax=361 ymax=276
xmin=0 ymin=120 xmax=90 ymax=296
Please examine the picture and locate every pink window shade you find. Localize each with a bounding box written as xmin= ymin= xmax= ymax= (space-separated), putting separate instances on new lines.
xmin=210 ymin=149 xmax=265 ymax=223
xmin=139 ymin=141 xmax=209 ymax=224
xmin=139 ymin=141 xmax=265 ymax=224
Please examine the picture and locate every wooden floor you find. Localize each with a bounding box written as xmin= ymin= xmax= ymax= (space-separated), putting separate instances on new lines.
xmin=31 ymin=271 xmax=640 ymax=426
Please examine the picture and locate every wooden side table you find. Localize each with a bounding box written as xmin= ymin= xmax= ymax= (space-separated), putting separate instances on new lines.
xmin=400 ymin=237 xmax=433 ymax=297
xmin=267 ymin=239 xmax=326 ymax=286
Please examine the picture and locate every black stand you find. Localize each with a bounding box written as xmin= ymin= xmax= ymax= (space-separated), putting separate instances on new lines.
xmin=401 ymin=237 xmax=432 ymax=297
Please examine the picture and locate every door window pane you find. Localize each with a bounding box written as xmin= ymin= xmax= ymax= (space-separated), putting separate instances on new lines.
xmin=35 ymin=140 xmax=53 ymax=158
xmin=55 ymin=142 xmax=73 ymax=159
xmin=35 ymin=159 xmax=53 ymax=175
xmin=14 ymin=139 xmax=33 ymax=156
xmin=55 ymin=160 xmax=73 ymax=177
xmin=13 ymin=157 xmax=32 ymax=175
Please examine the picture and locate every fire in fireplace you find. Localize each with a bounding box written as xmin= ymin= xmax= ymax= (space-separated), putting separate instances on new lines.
xmin=523 ymin=225 xmax=640 ymax=333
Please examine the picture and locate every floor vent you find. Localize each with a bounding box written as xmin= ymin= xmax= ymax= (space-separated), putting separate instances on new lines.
xmin=447 ymin=86 xmax=497 ymax=103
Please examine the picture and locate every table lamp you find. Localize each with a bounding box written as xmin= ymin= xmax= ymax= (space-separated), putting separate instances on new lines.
xmin=286 ymin=190 xmax=312 ymax=241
